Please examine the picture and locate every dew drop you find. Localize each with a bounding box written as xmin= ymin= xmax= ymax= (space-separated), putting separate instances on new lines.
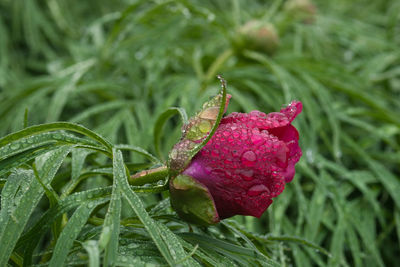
xmin=10 ymin=143 xmax=20 ymax=150
xmin=237 ymin=169 xmax=254 ymax=181
xmin=276 ymin=146 xmax=288 ymax=165
xmin=211 ymin=150 xmax=219 ymax=157
xmin=199 ymin=120 xmax=211 ymax=133
xmin=170 ymin=149 xmax=178 ymax=160
xmin=222 ymin=130 xmax=230 ymax=137
xmin=248 ymin=184 xmax=270 ymax=197
xmin=199 ymin=107 xmax=219 ymax=120
xmin=250 ymin=134 xmax=265 ymax=145
xmin=128 ymin=243 xmax=140 ymax=249
xmin=241 ymin=151 xmax=257 ymax=167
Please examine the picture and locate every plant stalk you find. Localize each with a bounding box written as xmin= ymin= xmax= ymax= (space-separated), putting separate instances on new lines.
xmin=129 ymin=166 xmax=169 ymax=186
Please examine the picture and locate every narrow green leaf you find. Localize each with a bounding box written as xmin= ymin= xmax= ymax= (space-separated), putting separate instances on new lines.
xmin=71 ymin=148 xmax=92 ymax=180
xmin=343 ymin=134 xmax=400 ymax=209
xmin=17 ymin=189 xmax=112 ymax=251
xmin=113 ymin=148 xmax=196 ymax=266
xmin=0 ymin=146 xmax=72 ymax=266
xmin=99 ymin=162 xmax=122 ymax=267
xmin=395 ymin=211 xmax=400 ymax=252
xmin=180 ymin=233 xmax=280 ymax=267
xmin=267 ymin=235 xmax=331 ymax=257
xmin=115 ymin=144 xmax=160 ymax=163
xmin=0 ymin=144 xmax=58 ymax=176
xmin=222 ymin=221 xmax=271 ymax=261
xmin=0 ymin=132 xmax=98 ymax=160
xmin=0 ymin=122 xmax=112 ymax=152
xmin=48 ymin=204 xmax=97 ymax=267
xmin=156 ymin=221 xmax=201 ymax=267
xmin=83 ymin=240 xmax=100 ymax=267
xmin=69 ymin=100 xmax=132 ymax=123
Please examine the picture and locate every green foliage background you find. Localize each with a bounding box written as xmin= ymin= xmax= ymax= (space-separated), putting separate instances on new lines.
xmin=0 ymin=0 xmax=399 ymax=266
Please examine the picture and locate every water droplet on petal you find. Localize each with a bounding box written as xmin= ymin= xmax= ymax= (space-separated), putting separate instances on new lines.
xmin=211 ymin=150 xmax=219 ymax=157
xmin=241 ymin=151 xmax=257 ymax=167
xmin=276 ymin=145 xmax=288 ymax=166
xmin=251 ymin=134 xmax=265 ymax=145
xmin=237 ymin=169 xmax=254 ymax=181
xmin=248 ymin=184 xmax=270 ymax=196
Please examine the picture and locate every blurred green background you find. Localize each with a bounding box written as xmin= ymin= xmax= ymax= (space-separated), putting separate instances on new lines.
xmin=0 ymin=0 xmax=400 ymax=266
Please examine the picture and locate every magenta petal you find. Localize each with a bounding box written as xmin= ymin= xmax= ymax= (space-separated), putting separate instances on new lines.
xmin=268 ymin=125 xmax=302 ymax=182
xmin=221 ymin=101 xmax=302 ymax=131
xmin=280 ymin=100 xmax=303 ymax=123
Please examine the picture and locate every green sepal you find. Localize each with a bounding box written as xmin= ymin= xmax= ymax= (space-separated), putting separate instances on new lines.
xmin=169 ymin=174 xmax=219 ymax=225
xmin=167 ymin=77 xmax=229 ymax=175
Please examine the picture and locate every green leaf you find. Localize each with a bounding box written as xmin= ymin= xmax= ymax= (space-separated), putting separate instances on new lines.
xmin=99 ymin=163 xmax=122 ymax=266
xmin=267 ymin=235 xmax=331 ymax=257
xmin=83 ymin=240 xmax=100 ymax=267
xmin=115 ymin=144 xmax=160 ymax=163
xmin=48 ymin=203 xmax=97 ymax=267
xmin=71 ymin=148 xmax=92 ymax=180
xmin=180 ymin=233 xmax=280 ymax=267
xmin=0 ymin=122 xmax=112 ymax=152
xmin=113 ymin=148 xmax=197 ymax=266
xmin=0 ymin=146 xmax=72 ymax=266
xmin=0 ymin=132 xmax=97 ymax=160
xmin=17 ymin=188 xmax=112 ymax=252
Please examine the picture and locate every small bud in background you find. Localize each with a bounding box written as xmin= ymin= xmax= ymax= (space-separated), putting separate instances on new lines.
xmin=234 ymin=20 xmax=280 ymax=55
xmin=284 ymin=0 xmax=317 ymax=24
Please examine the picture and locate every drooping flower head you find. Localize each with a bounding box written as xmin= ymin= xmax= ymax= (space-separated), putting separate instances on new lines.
xmin=168 ymin=86 xmax=302 ymax=225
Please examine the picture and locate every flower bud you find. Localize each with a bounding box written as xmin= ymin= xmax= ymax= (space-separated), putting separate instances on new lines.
xmin=234 ymin=20 xmax=280 ymax=55
xmin=284 ymin=0 xmax=317 ymax=24
xmin=169 ymin=93 xmax=302 ymax=225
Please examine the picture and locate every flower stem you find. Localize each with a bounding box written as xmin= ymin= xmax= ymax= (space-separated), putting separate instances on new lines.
xmin=129 ymin=166 xmax=169 ymax=186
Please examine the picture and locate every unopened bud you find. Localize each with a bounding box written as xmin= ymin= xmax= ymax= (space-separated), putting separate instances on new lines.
xmin=284 ymin=0 xmax=317 ymax=24
xmin=235 ymin=20 xmax=279 ymax=55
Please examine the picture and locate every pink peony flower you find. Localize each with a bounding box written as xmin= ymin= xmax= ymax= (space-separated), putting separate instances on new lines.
xmin=168 ymin=92 xmax=302 ymax=224
xmin=182 ymin=101 xmax=302 ymax=219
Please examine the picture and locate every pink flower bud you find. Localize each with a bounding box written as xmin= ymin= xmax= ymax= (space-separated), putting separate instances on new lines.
xmin=169 ymin=95 xmax=302 ymax=224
